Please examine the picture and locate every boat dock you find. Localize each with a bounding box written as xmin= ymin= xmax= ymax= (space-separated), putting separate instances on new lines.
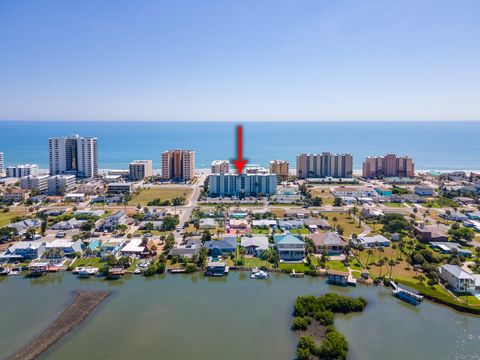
xmin=391 ymin=281 xmax=423 ymax=305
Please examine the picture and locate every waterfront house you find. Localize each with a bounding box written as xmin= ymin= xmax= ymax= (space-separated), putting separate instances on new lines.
xmin=120 ymin=238 xmax=148 ymax=257
xmin=305 ymin=232 xmax=347 ymax=255
xmin=100 ymin=211 xmax=127 ymax=232
xmin=100 ymin=238 xmax=127 ymax=257
xmin=45 ymin=240 xmax=83 ymax=258
xmin=355 ymin=234 xmax=391 ymax=248
xmin=240 ymin=235 xmax=269 ymax=257
xmin=273 ymin=234 xmax=305 ymax=261
xmin=203 ymin=237 xmax=237 ymax=256
xmin=169 ymin=239 xmax=202 ymax=259
xmin=439 ymin=264 xmax=475 ymax=292
xmin=0 ymin=241 xmax=45 ymax=260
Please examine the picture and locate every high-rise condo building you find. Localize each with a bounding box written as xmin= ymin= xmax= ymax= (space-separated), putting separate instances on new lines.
xmin=209 ymin=173 xmax=277 ymax=196
xmin=49 ymin=135 xmax=98 ymax=178
xmin=0 ymin=152 xmax=4 ymax=177
xmin=211 ymin=160 xmax=230 ymax=174
xmin=161 ymin=150 xmax=195 ymax=181
xmin=269 ymin=160 xmax=289 ymax=180
xmin=129 ymin=160 xmax=153 ymax=181
xmin=6 ymin=164 xmax=39 ymax=178
xmin=296 ymin=153 xmax=353 ymax=179
xmin=362 ymin=154 xmax=414 ymax=178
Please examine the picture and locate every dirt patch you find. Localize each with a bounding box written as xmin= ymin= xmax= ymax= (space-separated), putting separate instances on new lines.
xmin=8 ymin=290 xmax=111 ymax=360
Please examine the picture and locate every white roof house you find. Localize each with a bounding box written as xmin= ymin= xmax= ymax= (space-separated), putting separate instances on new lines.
xmin=439 ymin=264 xmax=475 ymax=292
xmin=251 ymin=219 xmax=277 ymax=227
xmin=240 ymin=235 xmax=269 ymax=255
xmin=120 ymin=238 xmax=146 ymax=255
xmin=355 ymin=234 xmax=391 ymax=248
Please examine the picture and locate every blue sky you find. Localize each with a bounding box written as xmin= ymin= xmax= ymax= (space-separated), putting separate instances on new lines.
xmin=0 ymin=0 xmax=479 ymax=121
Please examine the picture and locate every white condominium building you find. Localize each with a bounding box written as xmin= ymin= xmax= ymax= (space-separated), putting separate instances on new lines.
xmin=47 ymin=175 xmax=76 ymax=195
xmin=211 ymin=160 xmax=230 ymax=174
xmin=161 ymin=150 xmax=195 ymax=181
xmin=20 ymin=175 xmax=50 ymax=192
xmin=0 ymin=152 xmax=4 ymax=176
xmin=296 ymin=153 xmax=353 ymax=179
xmin=49 ymin=135 xmax=98 ymax=178
xmin=129 ymin=160 xmax=153 ymax=181
xmin=209 ymin=173 xmax=277 ymax=196
xmin=6 ymin=164 xmax=39 ymax=178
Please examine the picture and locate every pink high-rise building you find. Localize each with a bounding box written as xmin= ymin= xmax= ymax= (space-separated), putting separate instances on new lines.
xmin=362 ymin=154 xmax=414 ymax=178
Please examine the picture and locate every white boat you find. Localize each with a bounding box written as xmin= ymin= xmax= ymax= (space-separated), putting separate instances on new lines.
xmin=133 ymin=268 xmax=142 ymax=274
xmin=72 ymin=266 xmax=86 ymax=274
xmin=250 ymin=267 xmax=269 ymax=279
xmin=78 ymin=267 xmax=99 ymax=278
xmin=8 ymin=267 xmax=22 ymax=275
xmin=0 ymin=267 xmax=9 ymax=275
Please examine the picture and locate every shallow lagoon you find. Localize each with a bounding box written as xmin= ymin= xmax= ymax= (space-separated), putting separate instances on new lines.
xmin=1 ymin=272 xmax=479 ymax=360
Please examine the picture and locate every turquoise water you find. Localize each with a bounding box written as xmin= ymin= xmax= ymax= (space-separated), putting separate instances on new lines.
xmin=0 ymin=121 xmax=479 ymax=170
xmin=1 ymin=273 xmax=480 ymax=360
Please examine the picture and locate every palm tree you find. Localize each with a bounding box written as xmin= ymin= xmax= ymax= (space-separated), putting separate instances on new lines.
xmin=388 ymin=259 xmax=396 ymax=278
xmin=378 ymin=259 xmax=385 ymax=277
xmin=332 ymin=217 xmax=338 ymax=229
xmin=366 ymin=249 xmax=373 ymax=265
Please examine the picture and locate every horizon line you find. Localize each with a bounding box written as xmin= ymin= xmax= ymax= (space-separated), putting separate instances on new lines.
xmin=1 ymin=119 xmax=480 ymax=123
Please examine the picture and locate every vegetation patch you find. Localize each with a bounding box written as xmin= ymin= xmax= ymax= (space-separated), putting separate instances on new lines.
xmin=292 ymin=294 xmax=367 ymax=360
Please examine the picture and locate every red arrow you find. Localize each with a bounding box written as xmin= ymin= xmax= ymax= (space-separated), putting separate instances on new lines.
xmin=232 ymin=125 xmax=248 ymax=174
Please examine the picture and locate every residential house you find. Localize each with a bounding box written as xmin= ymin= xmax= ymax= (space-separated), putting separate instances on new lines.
xmin=138 ymin=221 xmax=163 ymax=231
xmin=414 ymin=226 xmax=449 ymax=242
xmin=414 ymin=186 xmax=434 ymax=196
xmin=355 ymin=234 xmax=391 ymax=248
xmin=100 ymin=238 xmax=127 ymax=257
xmin=199 ymin=218 xmax=217 ymax=229
xmin=2 ymin=189 xmax=28 ymax=202
xmin=305 ymin=232 xmax=347 ymax=255
xmin=45 ymin=240 xmax=83 ymax=258
xmin=120 ymin=238 xmax=148 ymax=257
xmin=203 ymin=237 xmax=237 ymax=256
xmin=278 ymin=219 xmax=304 ymax=229
xmin=9 ymin=219 xmax=41 ymax=235
xmin=251 ymin=219 xmax=277 ymax=228
xmin=100 ymin=211 xmax=127 ymax=232
xmin=430 ymin=242 xmax=472 ymax=257
xmin=439 ymin=264 xmax=475 ymax=292
xmin=0 ymin=241 xmax=45 ymax=260
xmin=439 ymin=212 xmax=469 ymax=222
xmin=273 ymin=234 xmax=305 ymax=261
xmin=51 ymin=218 xmax=86 ymax=230
xmin=304 ymin=218 xmax=331 ymax=231
xmin=169 ymin=239 xmax=202 ymax=259
xmin=240 ymin=235 xmax=269 ymax=257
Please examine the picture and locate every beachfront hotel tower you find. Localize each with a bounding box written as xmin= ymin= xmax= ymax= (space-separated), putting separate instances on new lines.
xmin=269 ymin=160 xmax=289 ymax=180
xmin=0 ymin=152 xmax=4 ymax=177
xmin=362 ymin=154 xmax=414 ymax=178
xmin=211 ymin=160 xmax=230 ymax=174
xmin=209 ymin=173 xmax=277 ymax=197
xmin=129 ymin=160 xmax=153 ymax=181
xmin=296 ymin=153 xmax=353 ymax=179
xmin=161 ymin=150 xmax=195 ymax=181
xmin=49 ymin=135 xmax=98 ymax=178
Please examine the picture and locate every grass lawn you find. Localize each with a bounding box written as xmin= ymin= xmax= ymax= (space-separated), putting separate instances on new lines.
xmin=289 ymin=228 xmax=309 ymax=234
xmin=0 ymin=210 xmax=27 ymax=227
xmin=270 ymin=208 xmax=286 ymax=217
xmin=69 ymin=257 xmax=104 ymax=269
xmin=134 ymin=230 xmax=172 ymax=237
xmin=129 ymin=188 xmax=192 ymax=206
xmin=324 ymin=260 xmax=348 ymax=272
xmin=384 ymin=202 xmax=404 ymax=208
xmin=319 ymin=212 xmax=363 ymax=237
xmin=279 ymin=263 xmax=309 ymax=272
xmin=251 ymin=227 xmax=270 ymax=234
xmin=423 ymin=196 xmax=458 ymax=208
xmin=242 ymin=257 xmax=271 ymax=268
xmin=310 ymin=187 xmax=334 ymax=206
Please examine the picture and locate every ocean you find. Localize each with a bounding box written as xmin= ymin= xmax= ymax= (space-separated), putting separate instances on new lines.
xmin=0 ymin=121 xmax=479 ymax=171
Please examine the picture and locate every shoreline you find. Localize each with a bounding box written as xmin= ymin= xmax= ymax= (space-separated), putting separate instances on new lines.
xmin=8 ymin=290 xmax=111 ymax=360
